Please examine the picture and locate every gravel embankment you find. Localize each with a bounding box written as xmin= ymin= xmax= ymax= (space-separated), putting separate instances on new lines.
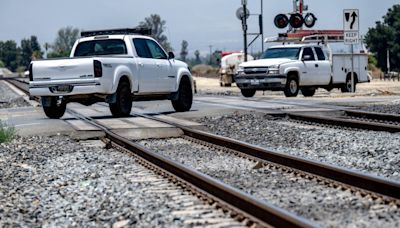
xmin=359 ymin=100 xmax=400 ymax=114
xmin=0 ymin=136 xmax=243 ymax=227
xmin=138 ymin=138 xmax=400 ymax=227
xmin=195 ymin=112 xmax=400 ymax=182
xmin=0 ymin=81 xmax=31 ymax=108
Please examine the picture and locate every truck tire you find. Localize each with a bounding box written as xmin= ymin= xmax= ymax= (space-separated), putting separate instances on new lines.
xmin=220 ymin=74 xmax=233 ymax=87
xmin=284 ymin=75 xmax=299 ymax=97
xmin=42 ymin=97 xmax=66 ymax=119
xmin=241 ymin=89 xmax=256 ymax=98
xmin=109 ymin=81 xmax=132 ymax=117
xmin=301 ymin=87 xmax=316 ymax=97
xmin=341 ymin=75 xmax=357 ymax=93
xmin=172 ymin=77 xmax=193 ymax=112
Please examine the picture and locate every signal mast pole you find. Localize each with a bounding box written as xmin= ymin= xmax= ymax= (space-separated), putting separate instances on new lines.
xmin=242 ymin=0 xmax=248 ymax=62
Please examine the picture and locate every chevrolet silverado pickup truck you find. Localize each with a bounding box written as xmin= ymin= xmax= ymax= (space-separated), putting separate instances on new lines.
xmin=235 ymin=43 xmax=369 ymax=97
xmin=29 ymin=28 xmax=193 ymax=119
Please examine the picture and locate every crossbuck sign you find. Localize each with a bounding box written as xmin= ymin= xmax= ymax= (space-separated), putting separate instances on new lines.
xmin=343 ymin=9 xmax=359 ymax=45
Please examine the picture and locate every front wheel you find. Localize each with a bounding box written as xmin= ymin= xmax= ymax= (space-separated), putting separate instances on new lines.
xmin=42 ymin=97 xmax=66 ymax=119
xmin=284 ymin=76 xmax=299 ymax=97
xmin=241 ymin=89 xmax=256 ymax=98
xmin=172 ymin=77 xmax=193 ymax=112
xmin=109 ymin=81 xmax=132 ymax=117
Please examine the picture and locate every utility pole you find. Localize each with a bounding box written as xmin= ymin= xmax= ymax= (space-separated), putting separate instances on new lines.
xmin=209 ymin=45 xmax=213 ymax=65
xmin=387 ymin=49 xmax=391 ymax=73
xmin=242 ymin=0 xmax=248 ymax=62
xmin=260 ymin=0 xmax=264 ymax=52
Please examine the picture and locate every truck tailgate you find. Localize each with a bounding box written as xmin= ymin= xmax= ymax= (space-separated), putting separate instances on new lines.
xmin=32 ymin=58 xmax=94 ymax=81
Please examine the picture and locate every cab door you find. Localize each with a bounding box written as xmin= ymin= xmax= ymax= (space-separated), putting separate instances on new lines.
xmin=300 ymin=47 xmax=319 ymax=86
xmin=145 ymin=39 xmax=175 ymax=92
xmin=132 ymin=38 xmax=160 ymax=93
xmin=313 ymin=46 xmax=331 ymax=85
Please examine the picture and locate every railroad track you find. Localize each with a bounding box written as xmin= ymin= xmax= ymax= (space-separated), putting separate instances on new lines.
xmin=287 ymin=112 xmax=400 ymax=133
xmin=6 ymin=79 xmax=316 ymax=227
xmin=196 ymin=97 xmax=400 ymax=133
xmin=7 ymin=78 xmax=400 ymax=226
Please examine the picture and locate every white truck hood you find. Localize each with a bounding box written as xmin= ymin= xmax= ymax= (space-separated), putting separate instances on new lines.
xmin=240 ymin=58 xmax=294 ymax=68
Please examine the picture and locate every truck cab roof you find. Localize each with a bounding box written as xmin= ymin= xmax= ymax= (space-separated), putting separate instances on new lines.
xmin=269 ymin=44 xmax=321 ymax=49
xmin=77 ymin=34 xmax=155 ymax=43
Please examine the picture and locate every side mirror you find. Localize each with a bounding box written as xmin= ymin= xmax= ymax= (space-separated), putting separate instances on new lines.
xmin=168 ymin=52 xmax=175 ymax=59
xmin=302 ymin=55 xmax=312 ymax=61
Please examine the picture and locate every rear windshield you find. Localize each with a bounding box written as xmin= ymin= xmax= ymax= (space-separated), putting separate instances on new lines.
xmin=261 ymin=48 xmax=301 ymax=60
xmin=74 ymin=39 xmax=127 ymax=57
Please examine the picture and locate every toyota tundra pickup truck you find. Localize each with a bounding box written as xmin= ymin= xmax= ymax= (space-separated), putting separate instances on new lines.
xmin=29 ymin=28 xmax=193 ymax=119
xmin=235 ymin=43 xmax=369 ymax=97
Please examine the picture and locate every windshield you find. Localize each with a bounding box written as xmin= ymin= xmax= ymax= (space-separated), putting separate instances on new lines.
xmin=261 ymin=48 xmax=300 ymax=60
xmin=74 ymin=39 xmax=127 ymax=57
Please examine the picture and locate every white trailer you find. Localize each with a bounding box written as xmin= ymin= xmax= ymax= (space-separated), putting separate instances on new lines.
xmin=219 ymin=53 xmax=254 ymax=87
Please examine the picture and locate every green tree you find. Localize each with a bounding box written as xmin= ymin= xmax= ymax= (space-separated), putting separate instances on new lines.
xmin=0 ymin=60 xmax=4 ymax=68
xmin=0 ymin=41 xmax=21 ymax=72
xmin=139 ymin=14 xmax=172 ymax=51
xmin=194 ymin=50 xmax=201 ymax=64
xmin=30 ymin=36 xmax=43 ymax=60
xmin=180 ymin=40 xmax=188 ymax=62
xmin=365 ymin=4 xmax=400 ymax=72
xmin=21 ymin=36 xmax=43 ymax=68
xmin=48 ymin=26 xmax=80 ymax=58
xmin=21 ymin=38 xmax=32 ymax=68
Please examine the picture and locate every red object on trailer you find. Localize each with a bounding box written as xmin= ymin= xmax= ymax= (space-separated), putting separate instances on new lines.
xmin=221 ymin=51 xmax=241 ymax=58
xmin=286 ymin=29 xmax=344 ymax=39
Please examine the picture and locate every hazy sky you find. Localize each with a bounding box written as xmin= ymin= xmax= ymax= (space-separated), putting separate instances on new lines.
xmin=0 ymin=0 xmax=398 ymax=56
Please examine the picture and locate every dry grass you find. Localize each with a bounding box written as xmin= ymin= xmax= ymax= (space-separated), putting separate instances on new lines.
xmin=0 ymin=120 xmax=16 ymax=143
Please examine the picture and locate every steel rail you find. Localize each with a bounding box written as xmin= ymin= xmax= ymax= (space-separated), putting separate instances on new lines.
xmin=7 ymin=79 xmax=316 ymax=227
xmin=196 ymin=97 xmax=400 ymax=132
xmin=344 ymin=110 xmax=400 ymax=122
xmin=9 ymin=79 xmax=400 ymax=201
xmin=131 ymin=111 xmax=400 ymax=200
xmin=66 ymin=108 xmax=316 ymax=228
xmin=287 ymin=113 xmax=400 ymax=133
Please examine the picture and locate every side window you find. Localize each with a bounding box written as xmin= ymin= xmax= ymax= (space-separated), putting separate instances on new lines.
xmin=145 ymin=40 xmax=167 ymax=59
xmin=302 ymin=47 xmax=315 ymax=61
xmin=133 ymin=38 xmax=152 ymax=58
xmin=314 ymin=47 xmax=326 ymax=61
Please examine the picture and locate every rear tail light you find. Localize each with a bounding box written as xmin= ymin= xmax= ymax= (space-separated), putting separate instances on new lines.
xmin=29 ymin=63 xmax=33 ymax=81
xmin=94 ymin=60 xmax=102 ymax=77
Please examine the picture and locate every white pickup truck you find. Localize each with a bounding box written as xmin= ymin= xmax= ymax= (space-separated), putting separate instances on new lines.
xmin=235 ymin=43 xmax=369 ymax=97
xmin=29 ymin=28 xmax=193 ymax=119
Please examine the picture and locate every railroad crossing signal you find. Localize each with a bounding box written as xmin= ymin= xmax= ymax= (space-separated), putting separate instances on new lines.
xmin=343 ymin=9 xmax=359 ymax=45
xmin=273 ymin=0 xmax=317 ymax=30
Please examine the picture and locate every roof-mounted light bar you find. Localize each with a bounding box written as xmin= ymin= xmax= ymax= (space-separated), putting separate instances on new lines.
xmin=80 ymin=27 xmax=152 ymax=37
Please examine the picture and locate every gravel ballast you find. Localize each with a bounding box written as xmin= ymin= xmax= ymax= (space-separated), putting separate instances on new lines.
xmin=195 ymin=112 xmax=400 ymax=182
xmin=0 ymin=81 xmax=31 ymax=109
xmin=138 ymin=137 xmax=400 ymax=227
xmin=0 ymin=136 xmax=243 ymax=227
xmin=359 ymin=100 xmax=400 ymax=114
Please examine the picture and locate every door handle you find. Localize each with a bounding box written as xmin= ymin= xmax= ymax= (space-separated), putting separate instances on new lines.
xmin=315 ymin=64 xmax=319 ymax=68
xmin=138 ymin=62 xmax=144 ymax=67
xmin=156 ymin=63 xmax=161 ymax=67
